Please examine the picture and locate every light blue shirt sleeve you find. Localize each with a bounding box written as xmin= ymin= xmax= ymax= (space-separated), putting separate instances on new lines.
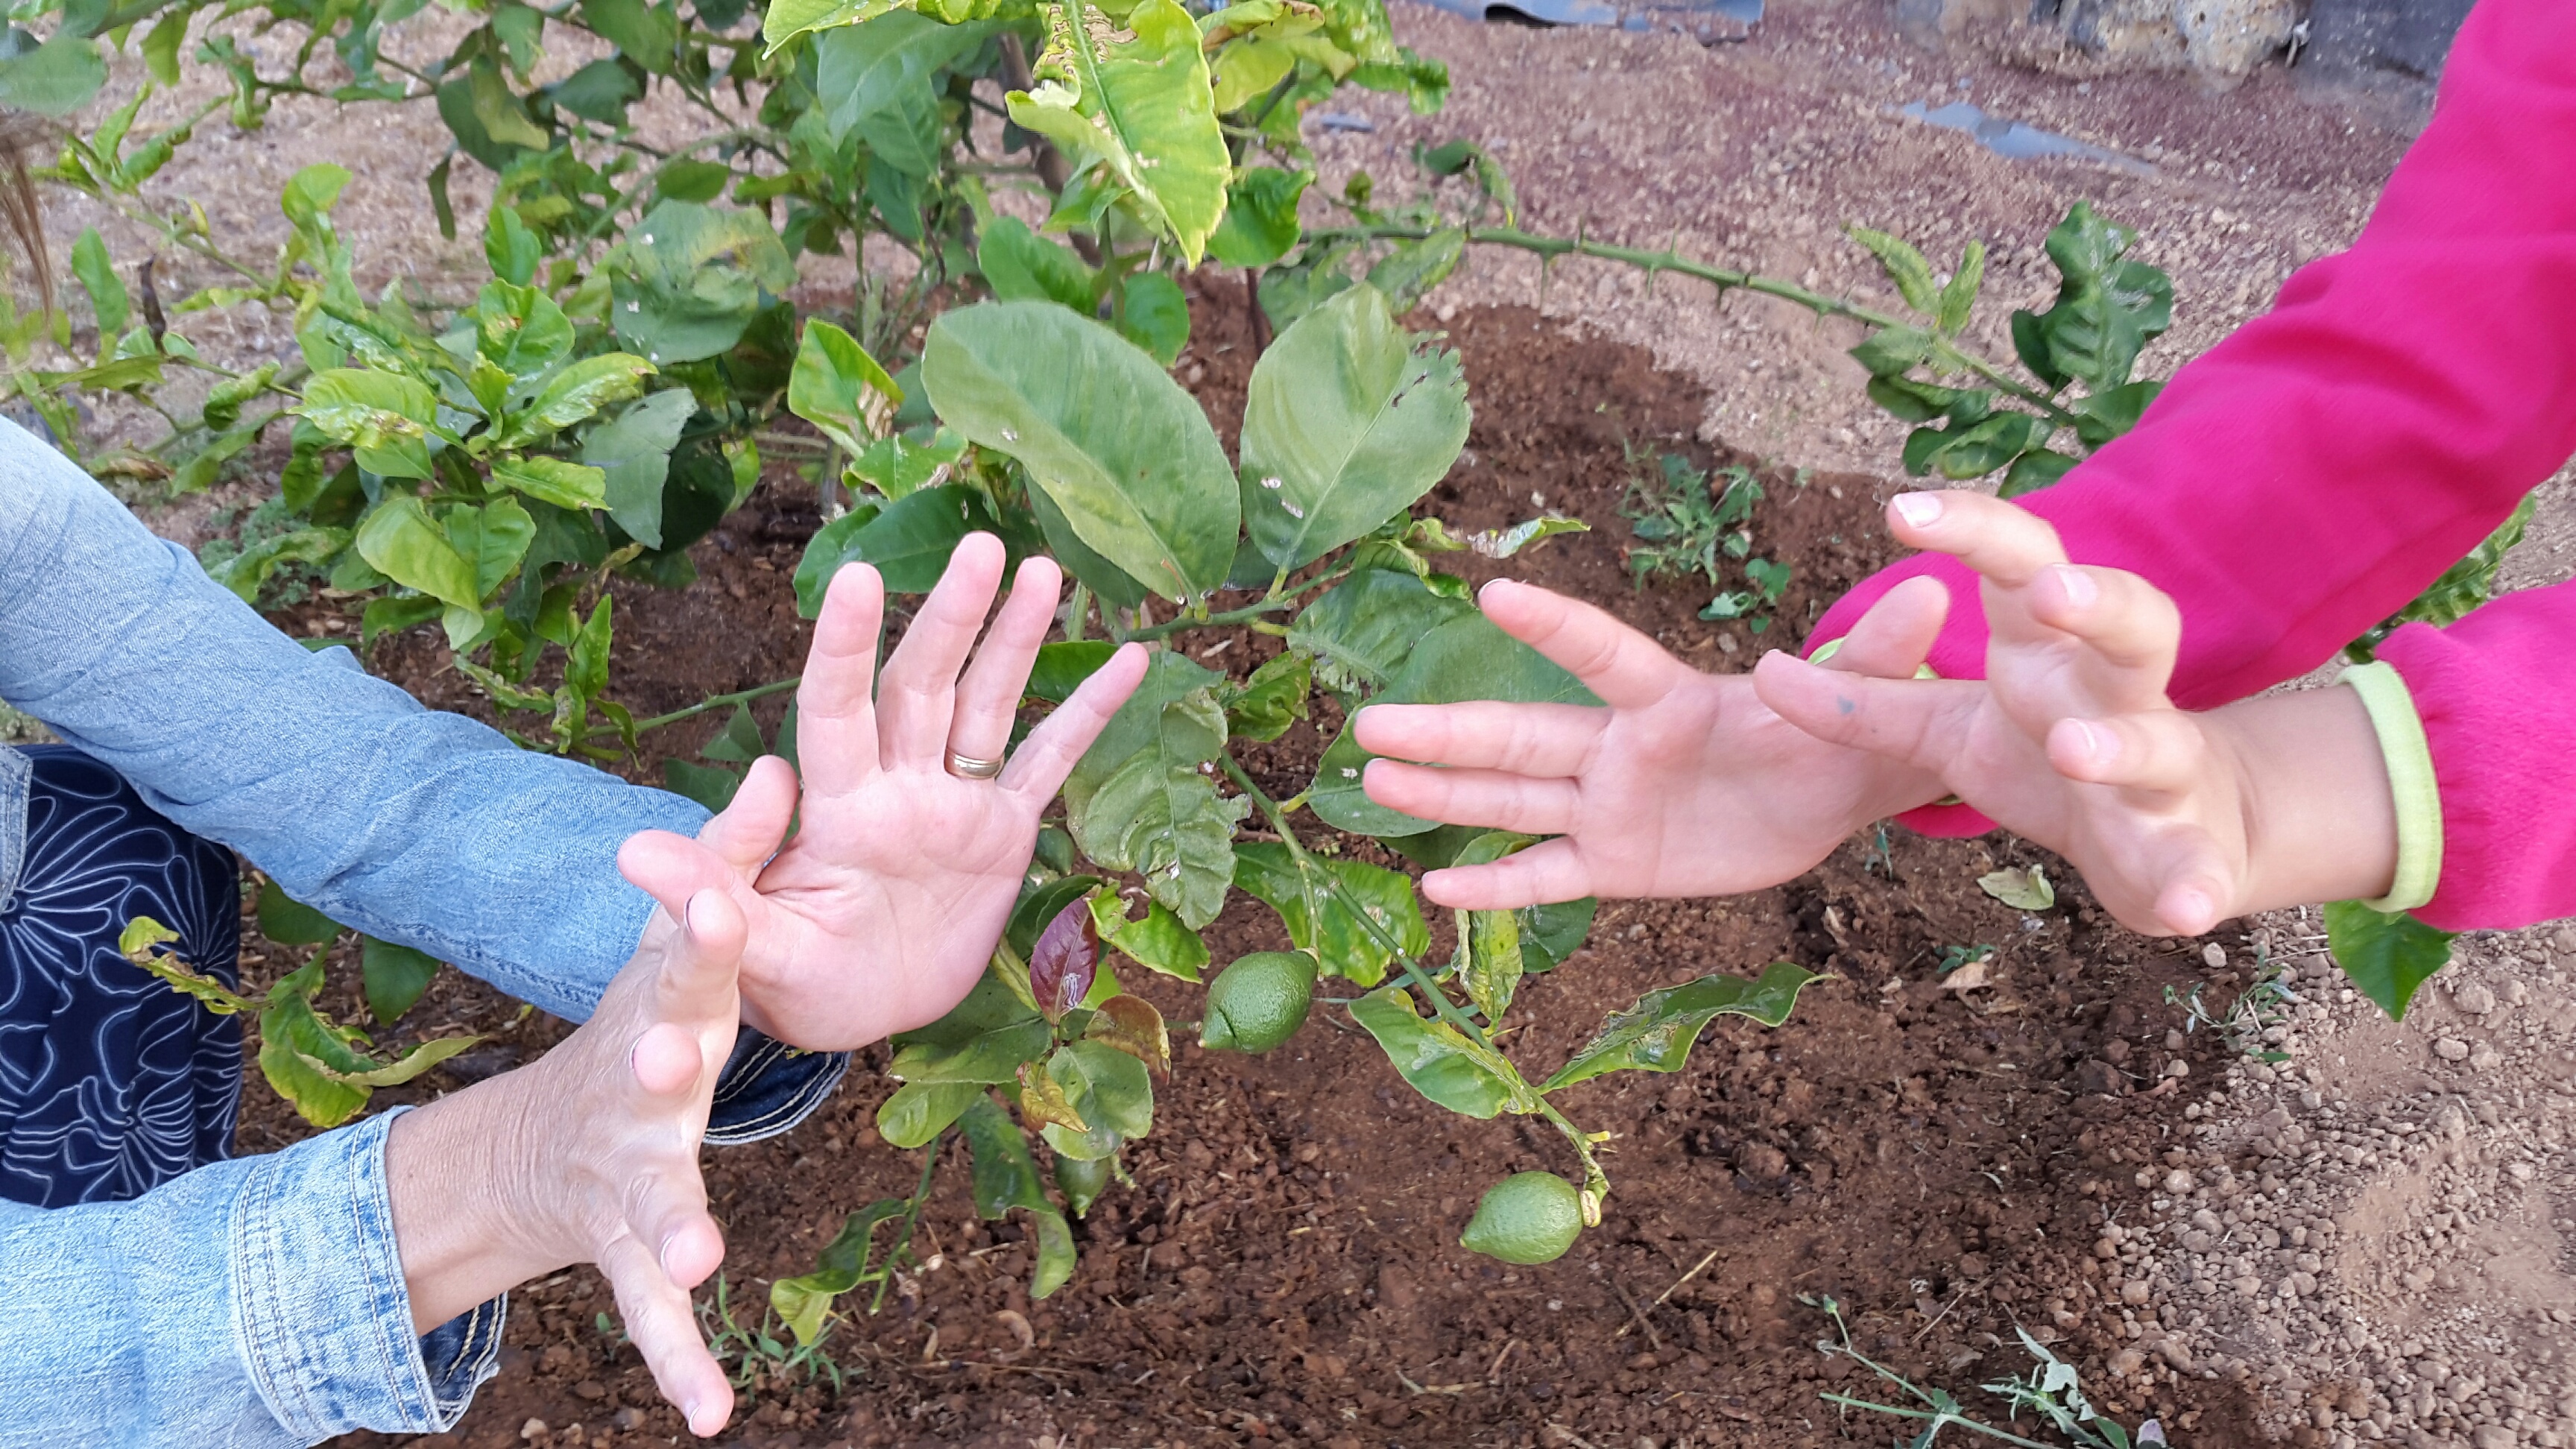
xmin=0 ymin=1110 xmax=501 ymax=1446
xmin=0 ymin=418 xmax=711 ymax=1023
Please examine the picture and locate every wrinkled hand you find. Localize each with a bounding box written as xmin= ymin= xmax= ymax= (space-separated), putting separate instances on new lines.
xmin=1751 ymin=490 xmax=2257 ymax=937
xmin=1351 ymin=576 xmax=1948 ymax=909
xmin=621 ymin=534 xmax=1146 ymax=1051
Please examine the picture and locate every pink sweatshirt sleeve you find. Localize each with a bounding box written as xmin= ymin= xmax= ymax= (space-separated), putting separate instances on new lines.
xmin=2376 ymin=584 xmax=2576 ymax=930
xmin=1808 ymin=0 xmax=2576 ymax=836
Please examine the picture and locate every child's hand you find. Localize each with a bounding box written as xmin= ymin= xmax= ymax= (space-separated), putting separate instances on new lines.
xmin=1750 ymin=490 xmax=2385 ymax=937
xmin=1351 ymin=577 xmax=1951 ymax=909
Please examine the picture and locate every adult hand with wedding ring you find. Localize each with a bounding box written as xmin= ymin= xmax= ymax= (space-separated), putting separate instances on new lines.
xmin=617 ymin=534 xmax=1146 ymax=1051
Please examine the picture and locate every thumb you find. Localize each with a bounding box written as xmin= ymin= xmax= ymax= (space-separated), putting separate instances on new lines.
xmin=699 ymin=754 xmax=797 ymax=874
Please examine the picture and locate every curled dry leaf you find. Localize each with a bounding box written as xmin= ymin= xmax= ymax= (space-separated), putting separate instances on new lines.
xmin=1087 ymin=994 xmax=1172 ymax=1076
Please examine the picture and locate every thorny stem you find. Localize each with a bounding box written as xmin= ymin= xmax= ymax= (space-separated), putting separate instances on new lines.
xmin=629 ymin=675 xmax=803 ymax=734
xmin=1117 ymin=596 xmax=1294 ymax=644
xmin=1305 ymin=222 xmax=2084 ymax=431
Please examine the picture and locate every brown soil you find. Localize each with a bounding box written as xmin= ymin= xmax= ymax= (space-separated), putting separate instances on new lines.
xmin=230 ymin=288 xmax=2286 ymax=1449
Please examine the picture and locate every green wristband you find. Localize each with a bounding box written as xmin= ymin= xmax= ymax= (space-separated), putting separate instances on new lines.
xmin=2338 ymin=661 xmax=2442 ymax=914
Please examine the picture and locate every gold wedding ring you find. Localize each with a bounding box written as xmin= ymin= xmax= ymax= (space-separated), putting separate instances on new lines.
xmin=946 ymin=751 xmax=1005 ymax=780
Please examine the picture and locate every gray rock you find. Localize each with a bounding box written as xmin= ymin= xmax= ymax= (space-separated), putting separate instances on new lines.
xmin=2175 ymin=0 xmax=2298 ymax=75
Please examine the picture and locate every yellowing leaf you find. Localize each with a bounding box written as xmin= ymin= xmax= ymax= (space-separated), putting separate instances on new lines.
xmin=1977 ymin=864 xmax=2056 ymax=912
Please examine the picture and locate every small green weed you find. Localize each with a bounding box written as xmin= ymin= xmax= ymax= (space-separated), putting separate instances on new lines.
xmin=1619 ymin=449 xmax=1795 ymax=631
xmin=695 ymin=1276 xmax=853 ymax=1395
xmin=1803 ymin=1293 xmax=2170 ymax=1447
xmin=195 ymin=496 xmax=326 ymax=611
xmin=2165 ymin=943 xmax=2296 ymax=1064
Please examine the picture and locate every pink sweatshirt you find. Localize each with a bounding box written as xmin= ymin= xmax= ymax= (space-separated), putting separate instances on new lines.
xmin=1808 ymin=0 xmax=2576 ymax=930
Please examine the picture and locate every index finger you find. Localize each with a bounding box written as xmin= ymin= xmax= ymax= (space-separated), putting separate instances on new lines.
xmin=1885 ymin=490 xmax=2069 ymax=590
xmin=1475 ymin=578 xmax=1682 ymax=710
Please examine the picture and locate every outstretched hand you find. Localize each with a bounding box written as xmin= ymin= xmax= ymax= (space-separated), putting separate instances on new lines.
xmin=1749 ymin=490 xmax=2293 ymax=937
xmin=620 ymin=534 xmax=1147 ymax=1052
xmin=1351 ymin=575 xmax=1950 ymax=909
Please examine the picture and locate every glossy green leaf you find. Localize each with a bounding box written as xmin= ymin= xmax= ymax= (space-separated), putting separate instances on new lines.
xmin=1240 ymin=285 xmax=1468 ymax=570
xmin=1207 ymin=166 xmax=1313 ymax=269
xmin=206 ymin=525 xmax=347 ymax=604
xmin=581 ymin=0 xmax=681 ymax=71
xmin=1066 ymin=691 xmax=1248 ymax=929
xmin=1540 ymin=962 xmax=1822 ymax=1092
xmin=1232 ymin=842 xmax=1429 ymax=986
xmin=490 ymin=455 xmax=610 ymax=511
xmin=505 ymin=353 xmax=656 ymax=446
xmin=486 ymin=204 xmax=542 ymax=287
xmin=1287 ymin=566 xmax=1474 ymax=694
xmin=793 ymin=484 xmax=997 ymax=601
xmin=610 ymin=201 xmax=798 ymax=364
xmin=445 ymin=496 xmax=537 ymax=599
xmin=924 ymin=300 xmax=1237 ymax=600
xmin=878 ymin=1079 xmax=986 ymax=1149
xmin=359 ymin=935 xmax=441 ymax=1026
xmin=978 ymin=215 xmax=1095 ymax=311
xmin=141 ymin=5 xmax=189 ymax=86
xmin=1066 ymin=650 xmax=1220 ymax=795
xmin=1006 ymin=874 xmax=1104 ymax=962
xmin=956 ymin=1093 xmax=1077 ymax=1297
xmin=1038 ymin=1038 xmax=1153 ymax=1161
xmin=1348 ymin=987 xmax=1534 ymax=1120
xmin=1117 ymin=273 xmax=1190 ymax=367
xmin=0 ymin=31 xmax=107 ymax=117
xmin=887 ymin=1013 xmax=1053 ymax=1085
xmin=2000 ymin=448 xmax=2082 ymax=499
xmin=662 ymin=758 xmax=743 ymax=812
xmin=1027 ymin=640 xmax=1117 ymax=704
xmin=1365 ymin=227 xmax=1465 ymax=314
xmin=354 ymin=497 xmax=478 ymax=607
xmin=468 ymin=53 xmax=550 ymax=148
xmin=847 ymin=428 xmax=970 ymax=501
xmin=1028 ymin=479 xmax=1149 ymax=610
xmin=1008 ymin=0 xmax=1230 ymax=263
xmin=761 ymin=0 xmax=897 ymax=54
xmin=787 ymin=318 xmax=901 ymax=457
xmin=301 ymin=370 xmax=443 ymax=479
xmin=582 ymin=388 xmax=696 ymax=548
xmin=1518 ymin=896 xmax=1597 ymax=973
xmin=1088 ymin=890 xmax=1208 ymax=982
xmin=2324 ymin=900 xmax=2455 ymax=1021
xmin=2015 ymin=201 xmax=2173 ymax=392
xmin=816 ymin=11 xmax=996 ymax=169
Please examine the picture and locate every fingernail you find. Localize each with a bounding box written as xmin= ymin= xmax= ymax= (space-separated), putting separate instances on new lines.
xmin=1891 ymin=492 xmax=1942 ymax=528
xmin=2053 ymin=564 xmax=2098 ymax=609
xmin=2068 ymin=719 xmax=2109 ymax=763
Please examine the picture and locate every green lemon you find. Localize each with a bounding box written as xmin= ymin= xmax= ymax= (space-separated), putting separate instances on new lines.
xmin=1199 ymin=951 xmax=1316 ymax=1052
xmin=1461 ymin=1172 xmax=1583 ymax=1265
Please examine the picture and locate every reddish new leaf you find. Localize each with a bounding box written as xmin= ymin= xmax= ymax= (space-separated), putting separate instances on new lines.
xmin=1029 ymin=897 xmax=1100 ymax=1023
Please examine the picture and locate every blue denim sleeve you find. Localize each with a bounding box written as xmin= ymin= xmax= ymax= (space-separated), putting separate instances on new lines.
xmin=0 ymin=1111 xmax=499 ymax=1447
xmin=0 ymin=417 xmax=705 ymax=1023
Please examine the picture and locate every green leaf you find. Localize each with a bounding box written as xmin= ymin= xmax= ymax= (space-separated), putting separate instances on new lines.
xmin=1462 ymin=905 xmax=1523 ymax=1021
xmin=445 ymin=496 xmax=537 ymax=599
xmin=1976 ymin=864 xmax=2055 ymax=912
xmin=1208 ymin=167 xmax=1313 ymax=269
xmin=547 ymin=57 xmax=644 ymax=124
xmin=567 ymin=596 xmax=614 ymax=700
xmin=1038 ymin=1038 xmax=1153 ymax=1161
xmin=581 ymin=0 xmax=681 ymax=71
xmin=847 ymin=429 xmax=970 ymax=502
xmin=122 ymin=915 xmax=256 ymax=1016
xmin=301 ymin=369 xmax=443 ymax=479
xmin=1239 ymin=285 xmax=1470 ymax=571
xmin=1518 ymin=895 xmax=1595 ymax=973
xmin=978 ymin=215 xmax=1095 ymax=312
xmin=490 ymin=455 xmax=610 ymax=511
xmin=610 ymin=201 xmax=798 ymax=365
xmin=359 ymin=936 xmax=441 ymax=1026
xmin=71 ymin=228 xmax=126 ymax=340
xmin=1028 ymin=640 xmax=1117 ymax=704
xmin=2015 ymin=201 xmax=2173 ymax=392
xmin=582 ymin=388 xmax=696 ymax=547
xmin=1847 ymin=225 xmax=1936 ymax=315
xmin=1067 ymin=691 xmax=1248 ymax=929
xmin=2323 ymin=900 xmax=2455 ymax=1021
xmin=256 ymin=880 xmax=343 ymax=946
xmin=288 ymin=1032 xmax=483 ymax=1088
xmin=662 ymin=758 xmax=743 ymax=812
xmin=467 ymin=53 xmax=550 ymax=149
xmin=1364 ymin=227 xmax=1465 ymax=314
xmin=796 ymin=484 xmax=997 ymax=600
xmin=1287 ymin=566 xmax=1474 ymax=693
xmin=787 ymin=318 xmax=900 ymax=457
xmin=816 ymin=11 xmax=997 ymax=169
xmin=486 ymin=204 xmax=542 ymax=287
xmin=205 ymin=525 xmax=346 ymax=604
xmin=771 ymin=1198 xmax=912 ymax=1345
xmin=1540 ymin=962 xmax=1822 ymax=1093
xmin=878 ymin=1079 xmax=985 ymax=1149
xmin=1231 ymin=842 xmax=1428 ymax=986
xmin=1849 ymin=324 xmax=1934 ymax=379
xmin=1310 ymin=610 xmax=1597 ymax=836
xmin=1028 ymin=479 xmax=1149 ymax=610
xmin=761 ymin=0 xmax=897 ymax=54
xmin=0 ymin=31 xmax=107 ymax=117
xmin=142 ymin=5 xmax=189 ymax=86
xmin=1117 ymin=273 xmax=1190 ymax=367
xmin=2071 ymin=378 xmax=2163 ymax=449
xmin=888 ymin=1013 xmax=1054 ymax=1085
xmin=505 ymin=353 xmax=657 ymax=445
xmin=1007 ymin=0 xmax=1230 ymax=265
xmin=1999 ymin=448 xmax=2081 ymax=499
xmin=655 ymin=159 xmax=733 ymax=204
xmin=355 ymin=496 xmax=479 ymax=607
xmin=1465 ymin=514 xmax=1587 ymax=559
xmin=1220 ymin=650 xmax=1310 ymax=742
xmin=1087 ymin=891 xmax=1208 ymax=982
xmin=956 ymin=1096 xmax=1077 ymax=1298
xmin=1066 ymin=650 xmax=1220 ymax=796
xmin=924 ymin=300 xmax=1238 ymax=600
xmin=1935 ymin=239 xmax=1985 ymax=335
xmin=1347 ymin=987 xmax=1534 ymax=1119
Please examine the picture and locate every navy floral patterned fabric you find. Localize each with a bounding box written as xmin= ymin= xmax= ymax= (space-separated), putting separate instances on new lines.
xmin=0 ymin=745 xmax=240 ymax=1207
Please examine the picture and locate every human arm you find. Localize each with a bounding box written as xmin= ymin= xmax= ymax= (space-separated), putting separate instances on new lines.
xmin=1811 ymin=0 xmax=2576 ymax=742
